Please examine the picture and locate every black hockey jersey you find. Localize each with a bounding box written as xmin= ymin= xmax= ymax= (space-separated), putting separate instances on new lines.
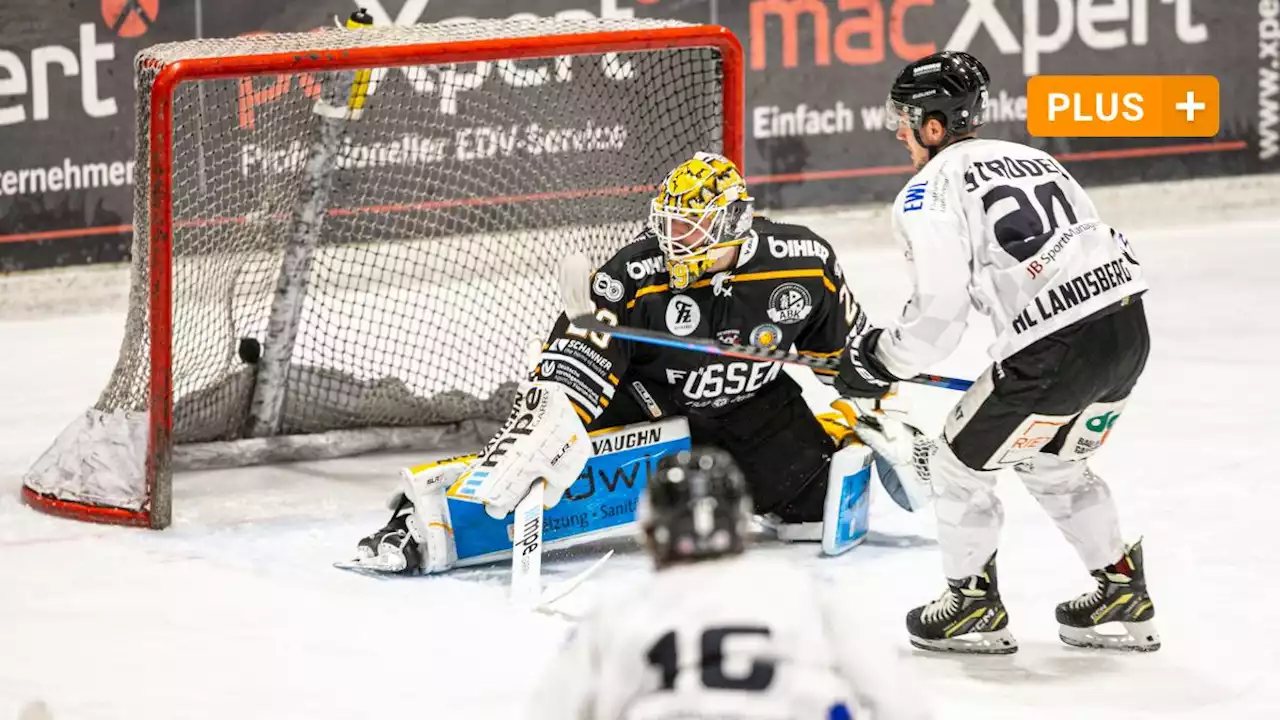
xmin=535 ymin=216 xmax=858 ymax=424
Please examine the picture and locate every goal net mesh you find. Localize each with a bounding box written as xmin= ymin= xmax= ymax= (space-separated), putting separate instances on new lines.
xmin=109 ymin=18 xmax=725 ymax=444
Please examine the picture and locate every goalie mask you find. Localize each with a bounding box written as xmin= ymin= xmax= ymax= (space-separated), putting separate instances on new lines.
xmin=649 ymin=152 xmax=754 ymax=291
xmin=639 ymin=446 xmax=753 ymax=569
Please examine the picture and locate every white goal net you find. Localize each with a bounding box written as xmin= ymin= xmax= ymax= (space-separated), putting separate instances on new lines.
xmin=22 ymin=18 xmax=742 ymax=528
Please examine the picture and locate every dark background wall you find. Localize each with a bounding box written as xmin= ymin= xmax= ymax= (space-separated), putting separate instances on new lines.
xmin=2 ymin=0 xmax=1276 ymax=272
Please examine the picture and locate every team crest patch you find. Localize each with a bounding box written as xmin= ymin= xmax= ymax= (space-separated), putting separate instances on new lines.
xmin=666 ymin=295 xmax=700 ymax=336
xmin=750 ymin=323 xmax=782 ymax=350
xmin=767 ymin=283 xmax=813 ymax=325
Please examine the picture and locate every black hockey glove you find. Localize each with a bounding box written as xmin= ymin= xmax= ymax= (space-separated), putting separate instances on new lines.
xmin=835 ymin=322 xmax=897 ymax=399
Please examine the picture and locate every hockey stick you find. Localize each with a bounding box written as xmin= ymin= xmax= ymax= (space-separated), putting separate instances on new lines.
xmin=558 ymin=255 xmax=973 ymax=393
xmin=536 ymin=550 xmax=615 ymax=612
xmin=510 ymin=479 xmax=547 ymax=608
xmin=514 ymin=481 xmax=615 ymax=612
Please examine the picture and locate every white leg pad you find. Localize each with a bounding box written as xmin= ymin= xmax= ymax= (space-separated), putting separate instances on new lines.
xmin=821 ymin=443 xmax=875 ymax=556
xmin=400 ymin=458 xmax=468 ymax=574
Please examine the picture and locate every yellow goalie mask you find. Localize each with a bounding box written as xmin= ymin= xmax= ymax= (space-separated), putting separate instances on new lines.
xmin=649 ymin=152 xmax=754 ymax=290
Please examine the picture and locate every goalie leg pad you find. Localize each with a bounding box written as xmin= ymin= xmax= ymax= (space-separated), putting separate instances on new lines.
xmin=447 ymin=417 xmax=692 ymax=567
xmin=822 ymin=443 xmax=874 ymax=556
xmin=400 ymin=458 xmax=467 ymax=574
xmin=340 ymin=456 xmax=468 ymax=575
xmin=768 ymin=442 xmax=873 ymax=554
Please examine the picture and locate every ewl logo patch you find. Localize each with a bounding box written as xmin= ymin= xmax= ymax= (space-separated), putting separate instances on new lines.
xmin=902 ymin=181 xmax=928 ymax=212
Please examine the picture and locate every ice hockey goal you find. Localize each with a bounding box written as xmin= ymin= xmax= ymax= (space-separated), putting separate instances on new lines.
xmin=22 ymin=18 xmax=743 ymax=529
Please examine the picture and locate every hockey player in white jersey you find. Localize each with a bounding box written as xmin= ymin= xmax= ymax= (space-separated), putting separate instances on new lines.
xmin=529 ymin=446 xmax=930 ymax=720
xmin=832 ymin=51 xmax=1158 ymax=653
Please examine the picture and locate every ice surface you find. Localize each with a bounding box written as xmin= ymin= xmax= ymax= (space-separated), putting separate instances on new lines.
xmin=2 ymin=216 xmax=1279 ymax=719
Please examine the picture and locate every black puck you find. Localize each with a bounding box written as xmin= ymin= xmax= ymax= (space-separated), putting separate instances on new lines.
xmin=238 ymin=337 xmax=262 ymax=364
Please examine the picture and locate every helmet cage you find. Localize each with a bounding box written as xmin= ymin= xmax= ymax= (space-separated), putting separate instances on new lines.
xmin=649 ymin=188 xmax=750 ymax=290
xmin=649 ymin=197 xmax=730 ymax=261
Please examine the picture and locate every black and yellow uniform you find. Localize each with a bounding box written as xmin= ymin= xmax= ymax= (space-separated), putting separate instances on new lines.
xmin=535 ymin=215 xmax=860 ymax=522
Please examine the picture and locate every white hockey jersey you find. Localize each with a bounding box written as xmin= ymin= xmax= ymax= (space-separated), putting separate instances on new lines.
xmin=874 ymin=138 xmax=1148 ymax=378
xmin=527 ymin=556 xmax=930 ymax=720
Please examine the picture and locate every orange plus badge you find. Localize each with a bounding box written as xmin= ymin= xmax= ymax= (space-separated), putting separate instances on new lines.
xmin=1027 ymin=75 xmax=1219 ymax=138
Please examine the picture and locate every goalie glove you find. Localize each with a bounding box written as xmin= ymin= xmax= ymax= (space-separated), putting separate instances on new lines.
xmin=831 ymin=397 xmax=934 ymax=512
xmin=459 ymin=381 xmax=592 ymax=520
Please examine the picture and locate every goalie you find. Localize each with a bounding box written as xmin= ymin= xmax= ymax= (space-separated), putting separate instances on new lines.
xmin=348 ymin=152 xmax=919 ymax=574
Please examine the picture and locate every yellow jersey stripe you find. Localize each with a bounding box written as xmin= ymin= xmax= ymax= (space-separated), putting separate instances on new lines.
xmin=731 ymin=268 xmax=824 ymax=284
xmin=625 ymin=268 xmax=837 ymax=308
xmin=799 ymin=348 xmax=844 ymax=358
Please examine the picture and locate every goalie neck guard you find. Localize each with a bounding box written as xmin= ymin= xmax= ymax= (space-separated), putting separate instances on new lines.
xmin=639 ymin=446 xmax=753 ymax=569
xmin=648 ymin=152 xmax=754 ymax=291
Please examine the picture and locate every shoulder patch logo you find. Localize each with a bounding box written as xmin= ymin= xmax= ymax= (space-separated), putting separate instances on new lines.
xmin=666 ymin=295 xmax=701 ymax=336
xmin=767 ymin=282 xmax=813 ymax=325
xmin=750 ymin=323 xmax=782 ymax=350
xmin=592 ymin=271 xmax=624 ymax=303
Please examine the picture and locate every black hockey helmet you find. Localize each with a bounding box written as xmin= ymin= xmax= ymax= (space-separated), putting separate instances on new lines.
xmin=639 ymin=446 xmax=752 ymax=568
xmin=887 ymin=51 xmax=990 ymax=152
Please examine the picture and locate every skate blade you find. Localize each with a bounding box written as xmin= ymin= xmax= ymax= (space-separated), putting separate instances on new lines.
xmin=910 ymin=627 xmax=1018 ymax=655
xmin=1059 ymin=620 xmax=1160 ymax=652
xmin=333 ymin=553 xmax=410 ymax=576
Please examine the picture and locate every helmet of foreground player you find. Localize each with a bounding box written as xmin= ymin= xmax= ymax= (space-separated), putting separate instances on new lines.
xmin=886 ymin=51 xmax=990 ymax=151
xmin=638 ymin=446 xmax=753 ymax=568
xmin=649 ymin=152 xmax=754 ymax=291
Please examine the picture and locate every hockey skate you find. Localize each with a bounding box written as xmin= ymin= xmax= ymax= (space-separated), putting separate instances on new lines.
xmin=1056 ymin=539 xmax=1160 ymax=651
xmin=336 ymin=494 xmax=424 ymax=575
xmin=906 ymin=554 xmax=1017 ymax=655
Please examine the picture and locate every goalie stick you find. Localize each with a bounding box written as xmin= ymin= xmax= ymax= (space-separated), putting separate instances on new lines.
xmin=557 ymin=254 xmax=973 ymax=393
xmin=512 ymin=481 xmax=616 ymax=614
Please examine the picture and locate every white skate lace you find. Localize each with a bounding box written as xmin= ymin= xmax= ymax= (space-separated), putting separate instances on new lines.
xmin=921 ymin=588 xmax=959 ymax=623
xmin=1067 ymin=575 xmax=1106 ymax=609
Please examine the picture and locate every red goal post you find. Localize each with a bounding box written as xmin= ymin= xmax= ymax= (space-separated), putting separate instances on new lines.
xmin=22 ymin=19 xmax=744 ymax=529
